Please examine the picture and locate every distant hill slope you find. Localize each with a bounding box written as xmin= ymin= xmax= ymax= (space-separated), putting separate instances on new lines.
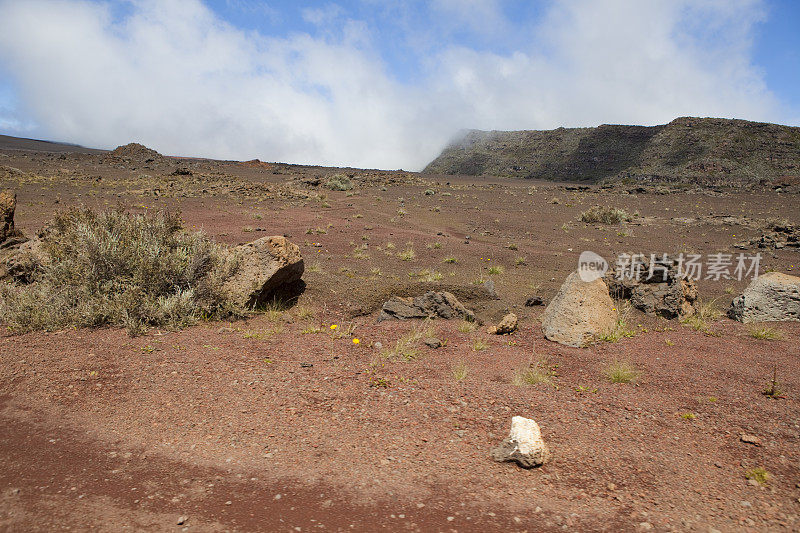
xmin=423 ymin=117 xmax=800 ymax=186
xmin=0 ymin=134 xmax=104 ymax=154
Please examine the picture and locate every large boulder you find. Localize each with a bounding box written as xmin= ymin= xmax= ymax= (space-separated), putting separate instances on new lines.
xmin=379 ymin=291 xmax=475 ymax=322
xmin=728 ymin=272 xmax=800 ymax=323
xmin=541 ymin=271 xmax=616 ymax=347
xmin=490 ymin=416 xmax=550 ymax=469
xmin=606 ymin=257 xmax=697 ymax=319
xmin=222 ymin=236 xmax=304 ymax=308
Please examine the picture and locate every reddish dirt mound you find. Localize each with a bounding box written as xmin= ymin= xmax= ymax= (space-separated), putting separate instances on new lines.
xmin=240 ymin=159 xmax=273 ymax=170
xmin=110 ymin=142 xmax=162 ymax=159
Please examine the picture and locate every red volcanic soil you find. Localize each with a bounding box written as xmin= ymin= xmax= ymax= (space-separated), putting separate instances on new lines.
xmin=1 ymin=141 xmax=799 ymax=532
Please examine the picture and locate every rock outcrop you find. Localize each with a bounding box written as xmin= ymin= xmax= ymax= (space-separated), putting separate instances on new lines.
xmin=606 ymin=257 xmax=698 ymax=319
xmin=728 ymin=272 xmax=800 ymax=323
xmin=541 ymin=272 xmax=616 ymax=347
xmin=488 ymin=313 xmax=517 ymax=334
xmin=222 ymin=236 xmax=304 ymax=309
xmin=379 ymin=291 xmax=475 ymax=322
xmin=0 ymin=190 xmax=24 ymax=246
xmin=490 ymin=416 xmax=550 ymax=469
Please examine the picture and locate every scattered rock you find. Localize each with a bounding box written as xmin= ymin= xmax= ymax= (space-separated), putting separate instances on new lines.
xmin=728 ymin=272 xmax=800 ymax=323
xmin=177 ymin=516 xmax=188 ymax=525
xmin=490 ymin=416 xmax=550 ymax=469
xmin=423 ymin=337 xmax=442 ymax=348
xmin=222 ymin=236 xmax=304 ymax=309
xmin=524 ymin=296 xmax=544 ymax=306
xmin=740 ymin=434 xmax=762 ymax=446
xmin=541 ymin=272 xmax=616 ymax=347
xmin=736 ymin=222 xmax=800 ymax=250
xmin=378 ymin=291 xmax=475 ymax=322
xmin=606 ymin=256 xmax=698 ymax=318
xmin=488 ymin=313 xmax=517 ymax=335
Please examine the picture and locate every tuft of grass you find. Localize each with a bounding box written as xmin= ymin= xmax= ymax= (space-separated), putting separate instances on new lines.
xmin=443 ymin=257 xmax=458 ymax=264
xmin=680 ymin=412 xmax=697 ymax=420
xmin=745 ymin=467 xmax=770 ymax=485
xmin=598 ymin=304 xmax=636 ymax=342
xmin=579 ymin=205 xmax=630 ymax=225
xmin=381 ymin=322 xmax=433 ymax=361
xmin=603 ymin=360 xmax=639 ymax=384
xmin=452 ymin=361 xmax=469 ymax=382
xmin=398 ymin=246 xmax=416 ymax=261
xmin=472 ymin=337 xmax=488 ymax=351
xmin=458 ymin=320 xmax=476 ymax=334
xmin=487 ymin=266 xmax=504 ymax=275
xmin=763 ymin=366 xmax=784 ymax=399
xmin=747 ymin=324 xmax=783 ymax=341
xmin=325 ymin=174 xmax=353 ymax=191
xmin=514 ymin=256 xmax=527 ymax=266
xmin=0 ymin=208 xmax=241 ymax=336
xmin=680 ymin=298 xmax=721 ymax=333
xmin=513 ymin=357 xmax=558 ymax=387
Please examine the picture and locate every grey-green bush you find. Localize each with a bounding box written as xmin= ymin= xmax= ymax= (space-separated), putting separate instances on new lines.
xmin=0 ymin=208 xmax=242 ymax=335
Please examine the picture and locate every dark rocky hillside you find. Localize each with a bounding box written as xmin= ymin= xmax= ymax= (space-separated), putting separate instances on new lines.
xmin=424 ymin=117 xmax=800 ymax=187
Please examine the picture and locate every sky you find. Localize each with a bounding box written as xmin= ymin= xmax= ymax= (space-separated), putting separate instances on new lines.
xmin=0 ymin=0 xmax=798 ymax=170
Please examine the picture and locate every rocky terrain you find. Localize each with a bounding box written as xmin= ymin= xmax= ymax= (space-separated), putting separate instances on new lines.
xmin=0 ymin=135 xmax=799 ymax=532
xmin=424 ymin=117 xmax=800 ymax=188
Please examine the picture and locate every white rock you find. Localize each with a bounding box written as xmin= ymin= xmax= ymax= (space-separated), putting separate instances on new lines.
xmin=490 ymin=416 xmax=550 ymax=468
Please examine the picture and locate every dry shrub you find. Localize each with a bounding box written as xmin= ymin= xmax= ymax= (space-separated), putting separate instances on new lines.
xmin=0 ymin=208 xmax=242 ymax=335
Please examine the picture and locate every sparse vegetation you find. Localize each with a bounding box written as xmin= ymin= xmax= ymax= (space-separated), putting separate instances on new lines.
xmin=0 ymin=208 xmax=240 ymax=335
xmin=487 ymin=265 xmax=504 ymax=275
xmin=603 ymin=360 xmax=639 ymax=384
xmin=458 ymin=320 xmax=476 ymax=333
xmin=443 ymin=257 xmax=458 ymax=264
xmin=763 ymin=366 xmax=784 ymax=399
xmin=680 ymin=298 xmax=722 ymax=333
xmin=579 ymin=205 xmax=630 ymax=224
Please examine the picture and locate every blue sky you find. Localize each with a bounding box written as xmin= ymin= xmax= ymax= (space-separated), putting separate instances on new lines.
xmin=0 ymin=0 xmax=798 ymax=169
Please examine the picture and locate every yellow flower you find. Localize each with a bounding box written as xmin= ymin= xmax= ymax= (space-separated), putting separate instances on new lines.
xmin=352 ymin=338 xmax=360 ymax=344
xmin=330 ymin=324 xmax=338 ymax=330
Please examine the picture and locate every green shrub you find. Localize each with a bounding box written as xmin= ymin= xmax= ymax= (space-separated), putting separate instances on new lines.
xmin=325 ymin=174 xmax=353 ymax=191
xmin=0 ymin=208 xmax=240 ymax=335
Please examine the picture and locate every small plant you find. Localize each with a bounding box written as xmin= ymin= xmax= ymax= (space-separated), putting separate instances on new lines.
xmin=385 ymin=242 xmax=396 ymax=250
xmin=293 ymin=305 xmax=314 ymax=320
xmin=665 ymin=339 xmax=675 ymax=346
xmin=680 ymin=299 xmax=721 ymax=334
xmin=514 ymin=256 xmax=527 ymax=266
xmin=381 ymin=322 xmax=432 ymax=361
xmin=370 ymin=267 xmax=382 ymax=276
xmin=370 ymin=376 xmax=391 ymax=388
xmin=680 ymin=412 xmax=697 ymax=420
xmin=762 ymin=366 xmax=784 ymax=399
xmin=301 ymin=325 xmax=322 ymax=334
xmin=579 ymin=205 xmax=630 ymax=225
xmin=443 ymin=257 xmax=458 ymax=264
xmin=306 ymin=262 xmax=322 ymax=273
xmin=472 ymin=337 xmax=488 ymax=351
xmin=513 ymin=357 xmax=558 ymax=387
xmin=747 ymin=324 xmax=783 ymax=341
xmin=487 ymin=266 xmax=504 ymax=275
xmin=398 ymin=246 xmax=416 ymax=261
xmin=575 ymin=385 xmax=598 ymax=394
xmin=424 ymin=189 xmax=435 ymax=196
xmin=598 ymin=305 xmax=636 ymax=342
xmin=506 ymin=243 xmax=518 ymax=250
xmin=452 ymin=361 xmax=469 ymax=382
xmin=325 ymin=174 xmax=353 ymax=191
xmin=745 ymin=467 xmax=770 ymax=485
xmin=603 ymin=360 xmax=639 ymax=384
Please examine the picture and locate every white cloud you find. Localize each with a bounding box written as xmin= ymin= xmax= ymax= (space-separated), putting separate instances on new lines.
xmin=0 ymin=0 xmax=787 ymax=170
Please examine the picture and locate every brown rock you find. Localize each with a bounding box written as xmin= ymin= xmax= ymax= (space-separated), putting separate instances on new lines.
xmin=541 ymin=272 xmax=616 ymax=347
xmin=488 ymin=313 xmax=517 ymax=334
xmin=222 ymin=236 xmax=304 ymax=309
